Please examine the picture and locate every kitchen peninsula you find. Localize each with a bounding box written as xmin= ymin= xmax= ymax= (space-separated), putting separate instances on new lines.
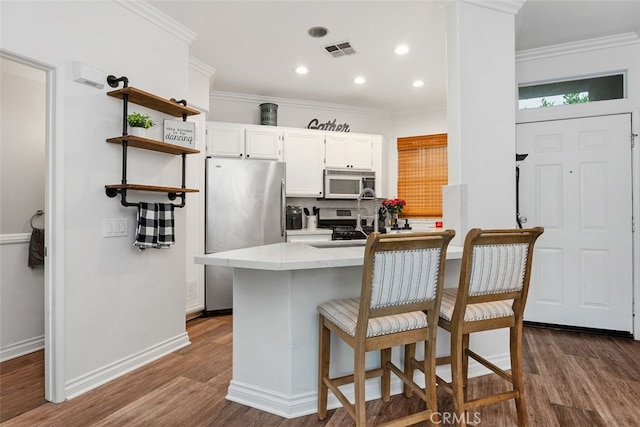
xmin=195 ymin=240 xmax=463 ymax=418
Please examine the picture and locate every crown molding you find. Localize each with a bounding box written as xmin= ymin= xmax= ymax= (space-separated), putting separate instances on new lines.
xmin=464 ymin=0 xmax=525 ymax=15
xmin=113 ymin=0 xmax=197 ymax=44
xmin=210 ymin=91 xmax=391 ymax=117
xmin=438 ymin=0 xmax=525 ymax=15
xmin=189 ymin=57 xmax=215 ymax=79
xmin=516 ymin=32 xmax=640 ymax=62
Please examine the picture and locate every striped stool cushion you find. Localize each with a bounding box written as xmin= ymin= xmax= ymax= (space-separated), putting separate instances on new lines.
xmin=318 ymin=298 xmax=429 ymax=338
xmin=439 ymin=288 xmax=514 ymax=322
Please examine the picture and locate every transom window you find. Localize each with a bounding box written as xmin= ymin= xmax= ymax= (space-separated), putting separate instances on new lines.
xmin=518 ymin=73 xmax=624 ymax=110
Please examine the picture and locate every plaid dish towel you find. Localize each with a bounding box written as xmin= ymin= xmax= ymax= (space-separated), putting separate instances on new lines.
xmin=134 ymin=202 xmax=158 ymax=250
xmin=157 ymin=203 xmax=175 ymax=248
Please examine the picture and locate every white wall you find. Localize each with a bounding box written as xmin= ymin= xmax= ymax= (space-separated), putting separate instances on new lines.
xmin=209 ymin=92 xmax=391 ymax=136
xmin=1 ymin=0 xmax=198 ymax=397
xmin=446 ymin=1 xmax=517 ymax=231
xmin=0 ymin=58 xmax=46 ymax=361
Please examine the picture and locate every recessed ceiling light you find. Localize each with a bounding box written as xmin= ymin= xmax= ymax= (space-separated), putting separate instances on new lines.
xmin=395 ymin=44 xmax=410 ymax=55
xmin=307 ymin=26 xmax=329 ymax=38
xmin=354 ymin=76 xmax=366 ymax=85
xmin=294 ymin=66 xmax=309 ymax=75
xmin=412 ymin=80 xmax=424 ymax=88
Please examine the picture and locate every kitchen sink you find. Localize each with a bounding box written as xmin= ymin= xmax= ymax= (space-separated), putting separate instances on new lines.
xmin=306 ymin=240 xmax=367 ymax=248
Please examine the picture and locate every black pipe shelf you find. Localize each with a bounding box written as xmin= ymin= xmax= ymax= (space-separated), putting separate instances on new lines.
xmin=104 ymin=75 xmax=200 ymax=208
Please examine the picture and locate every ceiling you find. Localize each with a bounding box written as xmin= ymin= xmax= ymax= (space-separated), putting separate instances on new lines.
xmin=148 ymin=0 xmax=640 ymax=113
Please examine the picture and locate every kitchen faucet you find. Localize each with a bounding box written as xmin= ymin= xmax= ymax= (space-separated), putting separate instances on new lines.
xmin=356 ymin=187 xmax=378 ymax=237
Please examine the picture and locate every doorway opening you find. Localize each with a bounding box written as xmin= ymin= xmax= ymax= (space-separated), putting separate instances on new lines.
xmin=0 ymin=49 xmax=64 ymax=404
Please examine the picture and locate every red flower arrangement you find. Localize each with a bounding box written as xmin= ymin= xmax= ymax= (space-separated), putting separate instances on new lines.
xmin=381 ymin=198 xmax=406 ymax=215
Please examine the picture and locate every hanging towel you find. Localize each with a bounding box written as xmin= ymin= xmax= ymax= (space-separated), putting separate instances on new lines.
xmin=156 ymin=203 xmax=175 ymax=248
xmin=134 ymin=202 xmax=158 ymax=250
xmin=28 ymin=227 xmax=45 ymax=268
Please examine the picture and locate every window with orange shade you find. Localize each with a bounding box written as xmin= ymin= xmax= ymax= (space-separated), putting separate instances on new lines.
xmin=397 ymin=134 xmax=447 ymax=218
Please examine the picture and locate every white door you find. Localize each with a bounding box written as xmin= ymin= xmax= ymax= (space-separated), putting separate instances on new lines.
xmin=517 ymin=114 xmax=633 ymax=332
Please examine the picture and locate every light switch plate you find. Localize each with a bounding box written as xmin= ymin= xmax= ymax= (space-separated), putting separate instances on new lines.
xmin=103 ymin=218 xmax=128 ymax=237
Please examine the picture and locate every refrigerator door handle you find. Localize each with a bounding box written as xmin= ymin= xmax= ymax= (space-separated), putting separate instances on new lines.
xmin=280 ymin=178 xmax=286 ymax=237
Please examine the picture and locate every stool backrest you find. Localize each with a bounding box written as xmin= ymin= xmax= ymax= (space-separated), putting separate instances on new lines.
xmin=357 ymin=231 xmax=455 ymax=331
xmin=456 ymin=227 xmax=544 ymax=316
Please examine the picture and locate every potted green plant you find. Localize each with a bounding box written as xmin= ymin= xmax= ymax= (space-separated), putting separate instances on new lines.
xmin=127 ymin=112 xmax=155 ymax=137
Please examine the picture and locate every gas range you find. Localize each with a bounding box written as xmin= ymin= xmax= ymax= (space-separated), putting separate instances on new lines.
xmin=317 ymin=208 xmax=384 ymax=240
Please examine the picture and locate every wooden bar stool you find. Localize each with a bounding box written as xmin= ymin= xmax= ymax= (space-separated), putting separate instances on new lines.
xmin=410 ymin=227 xmax=543 ymax=426
xmin=317 ymin=230 xmax=455 ymax=427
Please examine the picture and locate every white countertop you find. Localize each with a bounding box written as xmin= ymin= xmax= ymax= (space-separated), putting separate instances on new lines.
xmin=286 ymin=228 xmax=333 ymax=235
xmin=195 ymin=241 xmax=463 ymax=271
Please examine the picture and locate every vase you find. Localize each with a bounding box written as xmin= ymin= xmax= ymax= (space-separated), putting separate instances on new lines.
xmin=129 ymin=126 xmax=147 ymax=138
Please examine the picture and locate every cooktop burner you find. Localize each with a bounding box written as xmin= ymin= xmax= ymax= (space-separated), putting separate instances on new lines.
xmin=332 ymin=226 xmax=379 ymax=240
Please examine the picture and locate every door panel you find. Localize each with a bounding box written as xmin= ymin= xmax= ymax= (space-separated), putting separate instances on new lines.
xmin=517 ymin=114 xmax=633 ymax=332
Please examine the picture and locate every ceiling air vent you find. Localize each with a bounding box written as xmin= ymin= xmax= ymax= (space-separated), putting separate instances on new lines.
xmin=324 ymin=41 xmax=356 ymax=58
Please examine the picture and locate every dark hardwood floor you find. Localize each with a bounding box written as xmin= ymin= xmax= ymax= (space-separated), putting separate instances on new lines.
xmin=1 ymin=316 xmax=639 ymax=426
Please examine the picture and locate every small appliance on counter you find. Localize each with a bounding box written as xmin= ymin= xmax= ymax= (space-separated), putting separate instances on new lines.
xmin=286 ymin=205 xmax=303 ymax=230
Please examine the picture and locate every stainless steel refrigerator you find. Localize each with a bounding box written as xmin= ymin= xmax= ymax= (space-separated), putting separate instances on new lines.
xmin=205 ymin=157 xmax=286 ymax=313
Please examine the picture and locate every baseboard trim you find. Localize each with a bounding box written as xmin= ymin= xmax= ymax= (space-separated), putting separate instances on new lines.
xmin=0 ymin=335 xmax=45 ymax=362
xmin=203 ymin=308 xmax=232 ymax=317
xmin=524 ymin=321 xmax=633 ymax=338
xmin=65 ymin=332 xmax=190 ymax=400
xmin=226 ymin=354 xmax=511 ymax=419
xmin=226 ymin=379 xmax=388 ymax=419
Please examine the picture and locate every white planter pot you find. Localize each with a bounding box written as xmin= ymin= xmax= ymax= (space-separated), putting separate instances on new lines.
xmin=129 ymin=126 xmax=147 ymax=138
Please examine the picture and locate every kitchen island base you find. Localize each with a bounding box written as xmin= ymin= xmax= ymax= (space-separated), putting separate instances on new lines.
xmin=224 ymin=257 xmax=512 ymax=419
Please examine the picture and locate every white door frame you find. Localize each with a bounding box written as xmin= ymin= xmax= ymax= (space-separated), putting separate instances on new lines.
xmin=517 ymin=103 xmax=639 ymax=340
xmin=1 ymin=49 xmax=66 ymax=401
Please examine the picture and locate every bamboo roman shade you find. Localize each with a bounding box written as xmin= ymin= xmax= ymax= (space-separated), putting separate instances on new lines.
xmin=397 ymin=134 xmax=447 ymax=217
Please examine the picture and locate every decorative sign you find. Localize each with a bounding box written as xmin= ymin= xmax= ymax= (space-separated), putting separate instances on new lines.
xmin=163 ymin=119 xmax=195 ymax=147
xmin=307 ymin=118 xmax=350 ymax=132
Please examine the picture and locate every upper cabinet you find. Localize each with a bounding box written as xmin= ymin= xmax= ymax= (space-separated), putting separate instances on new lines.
xmin=206 ymin=122 xmax=282 ymax=160
xmin=206 ymin=121 xmax=383 ymax=198
xmin=283 ymin=129 xmax=325 ymax=197
xmin=206 ymin=122 xmax=244 ymax=158
xmin=245 ymin=127 xmax=281 ymax=160
xmin=324 ymin=133 xmax=373 ymax=170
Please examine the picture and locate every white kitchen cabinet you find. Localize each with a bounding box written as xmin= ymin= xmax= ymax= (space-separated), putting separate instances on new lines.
xmin=206 ymin=122 xmax=245 ymax=158
xmin=325 ymin=133 xmax=373 ymax=170
xmin=245 ymin=126 xmax=282 ymax=160
xmin=283 ymin=129 xmax=325 ymax=197
xmin=206 ymin=122 xmax=282 ymax=160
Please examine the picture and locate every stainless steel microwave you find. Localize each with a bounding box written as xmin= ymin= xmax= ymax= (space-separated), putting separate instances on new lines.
xmin=323 ymin=169 xmax=375 ymax=199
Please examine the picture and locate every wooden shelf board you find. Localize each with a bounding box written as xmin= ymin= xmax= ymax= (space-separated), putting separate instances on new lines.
xmin=105 ymin=184 xmax=199 ymax=193
xmin=107 ymin=87 xmax=201 ymax=117
xmin=106 ymin=136 xmax=199 ymax=155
